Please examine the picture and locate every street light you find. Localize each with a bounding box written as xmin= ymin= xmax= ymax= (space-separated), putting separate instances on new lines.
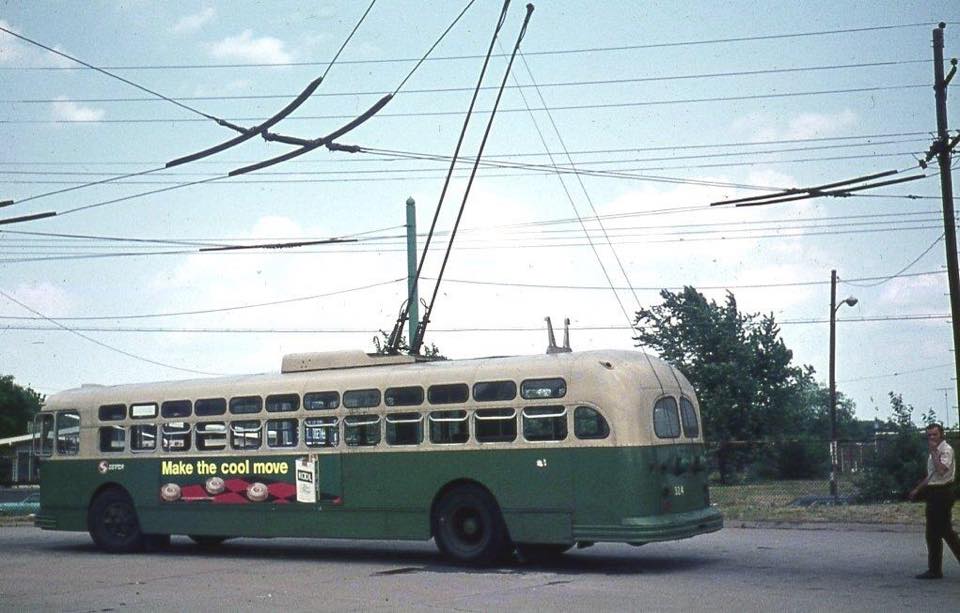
xmin=829 ymin=269 xmax=858 ymax=500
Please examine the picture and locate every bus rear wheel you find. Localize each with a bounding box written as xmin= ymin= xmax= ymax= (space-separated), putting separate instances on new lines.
xmin=434 ymin=485 xmax=510 ymax=565
xmin=88 ymin=489 xmax=144 ymax=553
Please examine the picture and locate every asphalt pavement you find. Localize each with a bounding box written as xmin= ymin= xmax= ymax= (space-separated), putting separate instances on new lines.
xmin=0 ymin=525 xmax=957 ymax=611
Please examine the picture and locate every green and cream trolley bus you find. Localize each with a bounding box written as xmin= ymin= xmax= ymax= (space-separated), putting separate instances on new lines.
xmin=34 ymin=348 xmax=722 ymax=564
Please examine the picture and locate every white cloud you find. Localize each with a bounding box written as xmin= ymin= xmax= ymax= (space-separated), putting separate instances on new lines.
xmin=173 ymin=7 xmax=215 ymax=33
xmin=209 ymin=30 xmax=292 ymax=64
xmin=1 ymin=283 xmax=73 ymax=317
xmin=51 ymin=97 xmax=105 ymax=122
xmin=732 ymin=109 xmax=858 ymax=142
xmin=0 ymin=20 xmax=26 ymax=64
xmin=0 ymin=21 xmax=72 ymax=68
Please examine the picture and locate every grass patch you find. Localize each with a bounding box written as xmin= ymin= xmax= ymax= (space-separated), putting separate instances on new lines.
xmin=718 ymin=502 xmax=925 ymax=524
xmin=711 ymin=481 xmax=925 ymax=524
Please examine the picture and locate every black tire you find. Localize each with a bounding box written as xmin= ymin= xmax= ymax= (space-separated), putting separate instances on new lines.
xmin=188 ymin=535 xmax=228 ymax=548
xmin=516 ymin=542 xmax=573 ymax=563
xmin=433 ymin=484 xmax=510 ymax=565
xmin=88 ymin=489 xmax=144 ymax=553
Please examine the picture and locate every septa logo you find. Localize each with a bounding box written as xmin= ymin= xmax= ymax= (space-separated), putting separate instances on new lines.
xmin=97 ymin=460 xmax=109 ymax=474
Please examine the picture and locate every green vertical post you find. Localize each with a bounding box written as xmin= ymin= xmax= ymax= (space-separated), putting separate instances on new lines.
xmin=406 ymin=197 xmax=419 ymax=347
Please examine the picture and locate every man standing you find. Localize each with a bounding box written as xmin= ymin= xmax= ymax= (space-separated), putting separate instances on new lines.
xmin=909 ymin=423 xmax=960 ymax=579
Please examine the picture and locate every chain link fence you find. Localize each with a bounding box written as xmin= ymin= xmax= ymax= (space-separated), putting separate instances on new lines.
xmin=705 ymin=433 xmax=959 ymax=520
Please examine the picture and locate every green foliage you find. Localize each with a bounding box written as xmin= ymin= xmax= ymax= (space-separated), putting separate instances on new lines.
xmin=372 ymin=331 xmax=445 ymax=359
xmin=634 ymin=287 xmax=865 ymax=483
xmin=635 ymin=289 xmax=812 ymax=433
xmin=855 ymin=392 xmax=926 ymax=502
xmin=0 ymin=375 xmax=43 ymax=439
xmin=752 ymin=438 xmax=830 ymax=480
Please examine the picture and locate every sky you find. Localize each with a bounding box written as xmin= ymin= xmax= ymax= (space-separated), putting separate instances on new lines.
xmin=0 ymin=0 xmax=958 ymax=429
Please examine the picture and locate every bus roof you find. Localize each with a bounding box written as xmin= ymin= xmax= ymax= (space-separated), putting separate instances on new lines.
xmin=42 ymin=349 xmax=692 ymax=410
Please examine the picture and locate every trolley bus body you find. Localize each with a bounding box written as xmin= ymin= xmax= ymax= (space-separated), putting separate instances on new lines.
xmin=34 ymin=349 xmax=722 ymax=562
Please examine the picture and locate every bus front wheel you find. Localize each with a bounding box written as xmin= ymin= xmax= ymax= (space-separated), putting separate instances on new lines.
xmin=433 ymin=485 xmax=510 ymax=565
xmin=88 ymin=489 xmax=144 ymax=553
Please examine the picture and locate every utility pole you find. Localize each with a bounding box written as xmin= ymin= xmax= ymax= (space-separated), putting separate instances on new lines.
xmin=932 ymin=23 xmax=960 ymax=411
xmin=405 ymin=197 xmax=419 ymax=345
xmin=829 ymin=270 xmax=858 ymax=501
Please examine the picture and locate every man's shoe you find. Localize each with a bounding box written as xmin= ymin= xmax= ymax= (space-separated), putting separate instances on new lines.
xmin=915 ymin=570 xmax=943 ymax=579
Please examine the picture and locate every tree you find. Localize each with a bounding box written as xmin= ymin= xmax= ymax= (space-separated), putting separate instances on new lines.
xmin=0 ymin=375 xmax=43 ymax=438
xmin=855 ymin=392 xmax=926 ymax=502
xmin=633 ymin=287 xmax=821 ymax=482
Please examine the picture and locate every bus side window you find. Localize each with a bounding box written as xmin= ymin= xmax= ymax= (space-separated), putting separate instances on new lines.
xmin=344 ymin=389 xmax=381 ymax=409
xmin=98 ymin=404 xmax=126 ymax=421
xmin=521 ymin=378 xmax=566 ymax=400
xmin=130 ymin=403 xmax=158 ymax=419
xmin=304 ymin=417 xmax=339 ymax=447
xmin=56 ymin=410 xmax=80 ymax=455
xmin=130 ymin=424 xmax=157 ymax=452
xmin=522 ymin=406 xmax=567 ymax=441
xmin=304 ymin=391 xmax=339 ymax=410
xmin=99 ymin=425 xmax=126 ymax=452
xmin=34 ymin=414 xmax=55 ymax=457
xmin=679 ymin=397 xmax=700 ymax=438
xmin=653 ymin=397 xmax=681 ymax=439
xmin=429 ymin=410 xmax=469 ymax=444
xmin=161 ymin=400 xmax=192 ymax=418
xmin=385 ymin=412 xmax=423 ymax=445
xmin=428 ymin=383 xmax=468 ymax=405
xmin=161 ymin=422 xmax=192 ymax=452
xmin=474 ymin=408 xmax=517 ymax=443
xmin=230 ymin=396 xmax=262 ymax=415
xmin=473 ymin=381 xmax=516 ymax=402
xmin=574 ymin=406 xmax=610 ymax=440
xmin=385 ymin=386 xmax=424 ymax=407
xmin=344 ymin=415 xmax=381 ymax=446
xmin=267 ymin=419 xmax=299 ymax=447
xmin=196 ymin=422 xmax=227 ymax=451
xmin=266 ymin=394 xmax=300 ymax=413
xmin=195 ymin=398 xmax=226 ymax=416
xmin=231 ymin=420 xmax=262 ymax=450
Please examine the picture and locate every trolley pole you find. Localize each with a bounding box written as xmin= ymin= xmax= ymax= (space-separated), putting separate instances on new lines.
xmin=405 ymin=197 xmax=420 ymax=345
xmin=932 ymin=23 xmax=960 ymax=411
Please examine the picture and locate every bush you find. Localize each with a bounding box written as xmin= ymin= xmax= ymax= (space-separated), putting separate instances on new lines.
xmin=855 ymin=433 xmax=925 ymax=502
xmin=747 ymin=439 xmax=829 ymax=481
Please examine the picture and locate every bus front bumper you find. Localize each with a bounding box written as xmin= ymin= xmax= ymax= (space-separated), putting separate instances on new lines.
xmin=572 ymin=506 xmax=723 ymax=544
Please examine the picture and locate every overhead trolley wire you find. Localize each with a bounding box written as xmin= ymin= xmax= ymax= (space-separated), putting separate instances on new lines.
xmin=0 ymin=84 xmax=931 ymax=125
xmin=410 ymin=2 xmax=535 ymax=355
xmin=0 ymin=59 xmax=932 ymax=105
xmin=0 ymin=0 xmax=472 ymax=226
xmin=0 ymin=271 xmax=947 ymax=323
xmin=0 ymin=1 xmax=380 ymax=216
xmin=164 ymin=0 xmax=378 ymax=169
xmin=0 ymin=288 xmax=223 ymax=376
xmin=0 ymin=22 xmax=940 ymax=71
xmin=843 ymin=232 xmax=946 ymax=288
xmin=387 ymin=0 xmax=512 ymax=353
xmin=226 ymin=0 xmax=477 ymax=177
xmin=0 ymin=24 xmax=224 ymax=123
xmin=0 ymin=131 xmax=932 ymax=165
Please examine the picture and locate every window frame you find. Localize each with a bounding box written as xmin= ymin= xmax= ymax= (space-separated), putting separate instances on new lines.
xmin=522 ymin=405 xmax=568 ymax=442
xmin=473 ymin=407 xmax=518 ymax=443
xmin=653 ymin=396 xmax=682 ymax=439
